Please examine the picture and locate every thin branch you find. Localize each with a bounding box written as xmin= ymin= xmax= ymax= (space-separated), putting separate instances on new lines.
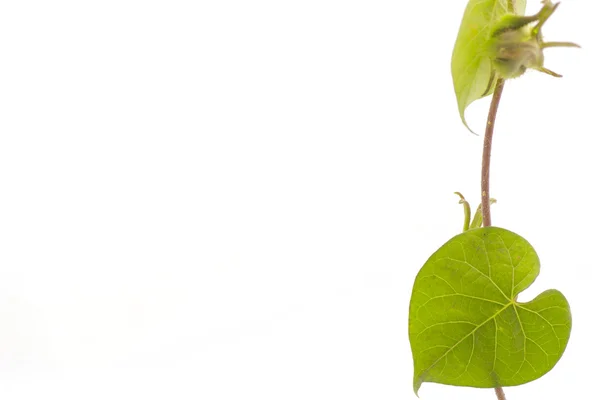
xmin=491 ymin=1 xmax=512 ymax=398
xmin=495 ymin=387 xmax=507 ymax=400
xmin=484 ymin=78 xmax=507 ymax=400
xmin=481 ymin=78 xmax=505 ymax=227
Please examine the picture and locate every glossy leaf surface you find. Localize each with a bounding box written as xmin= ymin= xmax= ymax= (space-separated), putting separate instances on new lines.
xmin=451 ymin=0 xmax=526 ymax=132
xmin=409 ymin=227 xmax=571 ymax=394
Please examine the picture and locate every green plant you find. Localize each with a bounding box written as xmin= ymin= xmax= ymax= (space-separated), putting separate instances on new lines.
xmin=407 ymin=1 xmax=578 ymax=399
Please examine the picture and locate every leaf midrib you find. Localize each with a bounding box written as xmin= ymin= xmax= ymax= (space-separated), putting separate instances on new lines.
xmin=418 ymin=300 xmax=513 ymax=382
xmin=419 ymin=297 xmax=558 ymax=384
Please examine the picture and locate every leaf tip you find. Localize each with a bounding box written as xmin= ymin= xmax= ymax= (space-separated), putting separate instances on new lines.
xmin=413 ymin=379 xmax=422 ymax=397
xmin=459 ymin=113 xmax=479 ymax=136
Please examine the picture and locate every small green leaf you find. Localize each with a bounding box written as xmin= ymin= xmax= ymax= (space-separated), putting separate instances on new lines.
xmin=409 ymin=227 xmax=571 ymax=395
xmin=451 ymin=0 xmax=526 ymax=132
xmin=454 ymin=192 xmax=471 ymax=232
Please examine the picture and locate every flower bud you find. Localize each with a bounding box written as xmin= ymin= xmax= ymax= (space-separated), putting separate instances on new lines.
xmin=487 ymin=1 xmax=578 ymax=79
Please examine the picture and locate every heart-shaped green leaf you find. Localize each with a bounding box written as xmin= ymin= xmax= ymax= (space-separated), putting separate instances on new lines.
xmin=409 ymin=227 xmax=571 ymax=394
xmin=451 ymin=0 xmax=526 ymax=132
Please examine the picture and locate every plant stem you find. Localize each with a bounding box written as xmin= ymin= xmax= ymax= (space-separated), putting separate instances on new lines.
xmin=492 ymin=3 xmax=510 ymax=400
xmin=494 ymin=387 xmax=507 ymax=400
xmin=484 ymin=80 xmax=507 ymax=400
xmin=481 ymin=78 xmax=505 ymax=228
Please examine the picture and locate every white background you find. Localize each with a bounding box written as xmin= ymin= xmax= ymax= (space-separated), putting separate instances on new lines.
xmin=0 ymin=1 xmax=597 ymax=399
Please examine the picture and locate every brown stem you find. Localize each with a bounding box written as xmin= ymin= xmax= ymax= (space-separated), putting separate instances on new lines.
xmin=490 ymin=1 xmax=515 ymax=400
xmin=495 ymin=387 xmax=507 ymax=400
xmin=481 ymin=78 xmax=505 ymax=228
xmin=484 ymin=80 xmax=507 ymax=400
xmin=491 ymin=1 xmax=511 ymax=397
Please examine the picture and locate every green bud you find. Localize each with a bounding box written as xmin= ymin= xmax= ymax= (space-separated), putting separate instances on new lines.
xmin=487 ymin=1 xmax=579 ymax=79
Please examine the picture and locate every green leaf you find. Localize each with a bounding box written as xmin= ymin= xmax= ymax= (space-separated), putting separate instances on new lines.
xmin=454 ymin=192 xmax=471 ymax=232
xmin=409 ymin=227 xmax=571 ymax=395
xmin=451 ymin=0 xmax=526 ymax=132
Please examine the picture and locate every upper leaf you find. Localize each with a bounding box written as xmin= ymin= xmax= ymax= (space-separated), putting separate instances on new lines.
xmin=451 ymin=0 xmax=526 ymax=132
xmin=409 ymin=227 xmax=571 ymax=394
